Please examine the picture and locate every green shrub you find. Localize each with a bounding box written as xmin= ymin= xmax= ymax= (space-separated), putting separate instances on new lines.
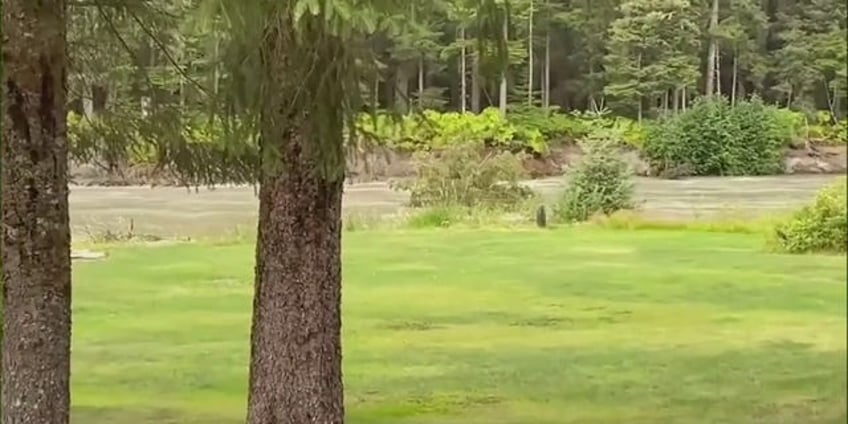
xmin=773 ymin=108 xmax=807 ymax=146
xmin=773 ymin=177 xmax=847 ymax=254
xmin=821 ymin=118 xmax=848 ymax=145
xmin=405 ymin=206 xmax=463 ymax=228
xmin=832 ymin=120 xmax=848 ymax=144
xmin=770 ymin=109 xmax=847 ymax=146
xmin=643 ymin=97 xmax=790 ymax=176
xmin=507 ymin=105 xmax=587 ymax=143
xmin=586 ymin=117 xmax=647 ymax=148
xmin=392 ymin=145 xmax=534 ymax=209
xmin=555 ymin=139 xmax=635 ymax=222
xmin=571 ymin=109 xmax=647 ymax=148
xmin=354 ymin=108 xmax=549 ymax=154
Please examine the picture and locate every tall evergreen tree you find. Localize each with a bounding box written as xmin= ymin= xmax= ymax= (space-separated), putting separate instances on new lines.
xmin=197 ymin=1 xmax=511 ymax=422
xmin=2 ymin=1 xmax=73 ymax=423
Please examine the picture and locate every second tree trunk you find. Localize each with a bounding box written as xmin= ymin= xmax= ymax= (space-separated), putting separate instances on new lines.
xmin=247 ymin=120 xmax=345 ymax=424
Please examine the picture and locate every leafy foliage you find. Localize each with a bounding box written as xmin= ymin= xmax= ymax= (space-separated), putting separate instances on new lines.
xmin=392 ymin=144 xmax=534 ymax=208
xmin=831 ymin=120 xmax=848 ymax=144
xmin=68 ymin=112 xmax=140 ymax=175
xmin=354 ymin=106 xmax=648 ymax=154
xmin=773 ymin=177 xmax=847 ymax=253
xmin=808 ymin=113 xmax=848 ymax=145
xmin=555 ymin=139 xmax=635 ymax=222
xmin=603 ymin=0 xmax=700 ymax=119
xmin=68 ymin=108 xmax=259 ymax=186
xmin=507 ymin=105 xmax=587 ymax=142
xmin=356 ymin=107 xmax=548 ymax=153
xmin=572 ymin=108 xmax=648 ymax=147
xmin=643 ymin=97 xmax=790 ymax=177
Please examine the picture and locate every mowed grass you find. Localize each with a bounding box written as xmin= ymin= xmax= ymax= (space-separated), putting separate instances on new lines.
xmin=71 ymin=228 xmax=847 ymax=424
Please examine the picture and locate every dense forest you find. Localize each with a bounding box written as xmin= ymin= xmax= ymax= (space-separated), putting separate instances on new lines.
xmin=69 ymin=0 xmax=846 ymax=119
xmin=64 ymin=0 xmax=847 ymax=184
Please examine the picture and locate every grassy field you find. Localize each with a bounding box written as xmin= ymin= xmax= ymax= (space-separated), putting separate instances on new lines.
xmin=71 ymin=228 xmax=846 ymax=423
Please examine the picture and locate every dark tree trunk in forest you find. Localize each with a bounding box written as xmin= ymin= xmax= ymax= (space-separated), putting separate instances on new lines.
xmin=246 ymin=26 xmax=345 ymax=424
xmin=2 ymin=1 xmax=72 ymax=423
xmin=471 ymin=52 xmax=481 ymax=113
xmin=395 ymin=68 xmax=410 ymax=113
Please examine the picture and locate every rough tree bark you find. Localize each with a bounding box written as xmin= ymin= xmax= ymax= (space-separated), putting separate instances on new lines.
xmin=246 ymin=26 xmax=345 ymax=424
xmin=246 ymin=127 xmax=344 ymax=424
xmin=1 ymin=1 xmax=73 ymax=424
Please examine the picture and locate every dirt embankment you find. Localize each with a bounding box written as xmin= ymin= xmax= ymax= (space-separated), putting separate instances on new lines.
xmin=70 ymin=144 xmax=847 ymax=186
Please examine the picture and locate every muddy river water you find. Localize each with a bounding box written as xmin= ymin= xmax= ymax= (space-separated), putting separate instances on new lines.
xmin=70 ymin=174 xmax=842 ymax=239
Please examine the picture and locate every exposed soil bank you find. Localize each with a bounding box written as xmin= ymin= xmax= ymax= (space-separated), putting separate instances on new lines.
xmin=70 ymin=145 xmax=847 ymax=186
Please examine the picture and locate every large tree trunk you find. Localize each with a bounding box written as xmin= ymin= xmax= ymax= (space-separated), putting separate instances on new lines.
xmin=2 ymin=1 xmax=72 ymax=423
xmin=247 ymin=132 xmax=344 ymax=424
xmin=247 ymin=24 xmax=345 ymax=424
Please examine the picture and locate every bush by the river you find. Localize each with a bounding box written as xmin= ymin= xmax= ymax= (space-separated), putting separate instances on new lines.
xmin=643 ymin=97 xmax=791 ymax=177
xmin=555 ymin=139 xmax=635 ymax=222
xmin=391 ymin=145 xmax=535 ymax=209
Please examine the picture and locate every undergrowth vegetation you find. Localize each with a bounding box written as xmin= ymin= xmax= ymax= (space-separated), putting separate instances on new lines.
xmin=391 ymin=145 xmax=535 ymax=209
xmin=773 ymin=177 xmax=847 ymax=254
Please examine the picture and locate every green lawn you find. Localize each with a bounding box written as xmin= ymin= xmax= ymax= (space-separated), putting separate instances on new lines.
xmin=71 ymin=228 xmax=847 ymax=423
